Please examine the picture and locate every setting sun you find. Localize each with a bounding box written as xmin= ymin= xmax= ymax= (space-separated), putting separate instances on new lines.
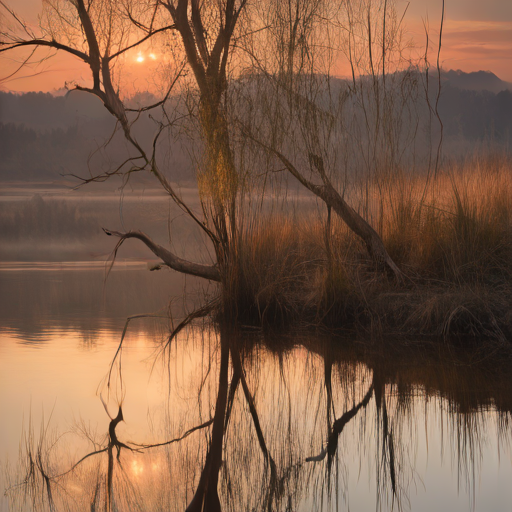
xmin=135 ymin=52 xmax=157 ymax=63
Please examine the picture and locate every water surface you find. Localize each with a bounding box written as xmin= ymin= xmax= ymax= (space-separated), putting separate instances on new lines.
xmin=1 ymin=264 xmax=512 ymax=512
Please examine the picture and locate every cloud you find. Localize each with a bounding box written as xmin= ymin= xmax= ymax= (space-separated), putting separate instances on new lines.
xmin=448 ymin=47 xmax=512 ymax=59
xmin=442 ymin=29 xmax=512 ymax=45
xmin=441 ymin=22 xmax=512 ymax=62
xmin=403 ymin=0 xmax=512 ymax=23
xmin=405 ymin=19 xmax=512 ymax=80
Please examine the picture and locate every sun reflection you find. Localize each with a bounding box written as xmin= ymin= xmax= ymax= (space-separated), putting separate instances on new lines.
xmin=149 ymin=53 xmax=157 ymax=60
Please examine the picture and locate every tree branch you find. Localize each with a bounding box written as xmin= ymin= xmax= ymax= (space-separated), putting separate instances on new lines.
xmin=129 ymin=418 xmax=214 ymax=449
xmin=245 ymin=129 xmax=403 ymax=281
xmin=103 ymin=228 xmax=221 ymax=281
xmin=109 ymin=24 xmax=176 ymax=60
xmin=0 ymin=39 xmax=90 ymax=62
xmin=306 ymin=380 xmax=374 ymax=463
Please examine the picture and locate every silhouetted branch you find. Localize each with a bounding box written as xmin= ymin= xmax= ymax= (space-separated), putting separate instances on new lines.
xmin=306 ymin=380 xmax=374 ymax=463
xmin=0 ymin=38 xmax=89 ymax=62
xmin=163 ymin=297 xmax=221 ymax=351
xmin=53 ymin=448 xmax=108 ymax=479
xmin=109 ymin=24 xmax=177 ymax=59
xmin=230 ymin=345 xmax=278 ymax=510
xmin=126 ymin=63 xmax=186 ymax=112
xmin=130 ymin=418 xmax=214 ymax=449
xmin=103 ymin=228 xmax=221 ymax=281
xmin=434 ymin=0 xmax=445 ymax=177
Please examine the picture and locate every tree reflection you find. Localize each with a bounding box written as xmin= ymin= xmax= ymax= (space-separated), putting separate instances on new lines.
xmin=4 ymin=328 xmax=512 ymax=512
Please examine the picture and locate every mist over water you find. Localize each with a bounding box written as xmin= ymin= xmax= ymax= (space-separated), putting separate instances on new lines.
xmin=0 ymin=185 xmax=211 ymax=263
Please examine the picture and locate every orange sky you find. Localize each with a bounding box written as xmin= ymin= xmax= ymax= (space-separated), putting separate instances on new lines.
xmin=402 ymin=0 xmax=512 ymax=82
xmin=1 ymin=0 xmax=511 ymax=94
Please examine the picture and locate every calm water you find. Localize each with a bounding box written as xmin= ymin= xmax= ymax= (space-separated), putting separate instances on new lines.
xmin=1 ymin=264 xmax=512 ymax=512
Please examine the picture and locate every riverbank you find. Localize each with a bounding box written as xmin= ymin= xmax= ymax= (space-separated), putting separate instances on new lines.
xmin=223 ymin=155 xmax=512 ymax=346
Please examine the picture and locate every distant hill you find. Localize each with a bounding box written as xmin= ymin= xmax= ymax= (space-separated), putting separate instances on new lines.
xmin=441 ymin=70 xmax=511 ymax=94
xmin=1 ymin=70 xmax=511 ymax=184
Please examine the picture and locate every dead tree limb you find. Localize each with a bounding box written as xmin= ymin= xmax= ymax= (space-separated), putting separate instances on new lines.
xmin=244 ymin=130 xmax=403 ymax=281
xmin=306 ymin=380 xmax=374 ymax=464
xmin=103 ymin=228 xmax=221 ymax=281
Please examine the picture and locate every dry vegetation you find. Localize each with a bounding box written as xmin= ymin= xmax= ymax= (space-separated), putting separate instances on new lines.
xmin=227 ymin=153 xmax=512 ymax=345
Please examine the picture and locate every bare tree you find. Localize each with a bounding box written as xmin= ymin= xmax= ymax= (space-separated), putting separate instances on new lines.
xmin=1 ymin=0 xmax=413 ymax=286
xmin=0 ymin=0 xmax=248 ymax=285
xmin=233 ymin=0 xmax=420 ymax=279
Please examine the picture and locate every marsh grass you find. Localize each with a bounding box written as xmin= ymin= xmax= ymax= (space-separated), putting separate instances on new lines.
xmin=226 ymin=215 xmax=324 ymax=325
xmin=380 ymin=155 xmax=512 ymax=283
xmin=226 ymin=154 xmax=512 ymax=343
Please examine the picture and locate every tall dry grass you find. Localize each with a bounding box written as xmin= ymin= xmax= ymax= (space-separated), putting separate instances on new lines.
xmin=225 ymin=154 xmax=512 ymax=340
xmin=225 ymin=215 xmax=324 ymax=324
xmin=376 ymin=153 xmax=512 ymax=283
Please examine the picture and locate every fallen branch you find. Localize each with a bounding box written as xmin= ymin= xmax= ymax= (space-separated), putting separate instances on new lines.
xmin=242 ymin=129 xmax=403 ymax=281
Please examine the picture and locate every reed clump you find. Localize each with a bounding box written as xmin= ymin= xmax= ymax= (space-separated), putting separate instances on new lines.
xmin=224 ymin=154 xmax=512 ymax=344
xmin=380 ymin=155 xmax=512 ymax=284
xmin=226 ymin=215 xmax=324 ymax=325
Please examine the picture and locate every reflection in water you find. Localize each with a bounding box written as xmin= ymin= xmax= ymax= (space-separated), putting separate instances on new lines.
xmin=1 ymin=267 xmax=511 ymax=511
xmin=3 ymin=321 xmax=512 ymax=512
xmin=0 ymin=262 xmax=206 ymax=343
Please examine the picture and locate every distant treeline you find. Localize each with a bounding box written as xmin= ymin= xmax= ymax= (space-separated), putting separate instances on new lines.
xmin=0 ymin=123 xmax=83 ymax=181
xmin=439 ymin=85 xmax=512 ymax=143
xmin=0 ymin=194 xmax=100 ymax=240
xmin=0 ymin=71 xmax=511 ymax=183
xmin=0 ymin=118 xmax=197 ymax=183
xmin=0 ymin=89 xmax=194 ymax=183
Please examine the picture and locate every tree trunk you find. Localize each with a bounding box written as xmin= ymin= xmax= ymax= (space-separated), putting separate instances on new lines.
xmin=315 ymin=183 xmax=403 ymax=280
xmin=186 ymin=327 xmax=230 ymax=512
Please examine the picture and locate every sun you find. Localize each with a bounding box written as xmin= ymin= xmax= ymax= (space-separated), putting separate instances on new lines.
xmin=135 ymin=52 xmax=157 ymax=63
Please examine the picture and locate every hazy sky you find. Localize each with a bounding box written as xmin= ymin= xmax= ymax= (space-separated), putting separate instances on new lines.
xmin=402 ymin=0 xmax=512 ymax=81
xmin=1 ymin=0 xmax=511 ymax=93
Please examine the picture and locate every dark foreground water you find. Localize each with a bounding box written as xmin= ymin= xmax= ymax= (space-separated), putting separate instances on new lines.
xmin=1 ymin=264 xmax=512 ymax=512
